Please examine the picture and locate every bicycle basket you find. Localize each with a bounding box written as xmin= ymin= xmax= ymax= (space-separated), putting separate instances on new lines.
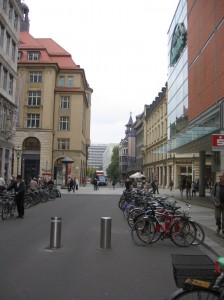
xmin=171 ymin=254 xmax=216 ymax=288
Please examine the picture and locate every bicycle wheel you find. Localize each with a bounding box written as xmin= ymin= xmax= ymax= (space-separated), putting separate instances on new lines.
xmin=166 ymin=288 xmax=220 ymax=300
xmin=131 ymin=217 xmax=155 ymax=246
xmin=123 ymin=204 xmax=136 ymax=219
xmin=170 ymin=219 xmax=196 ymax=247
xmin=190 ymin=221 xmax=205 ymax=246
xmin=127 ymin=208 xmax=144 ymax=228
xmin=2 ymin=202 xmax=9 ymax=220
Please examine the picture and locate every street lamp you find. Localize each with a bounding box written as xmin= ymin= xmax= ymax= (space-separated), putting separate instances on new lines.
xmin=14 ymin=146 xmax=22 ymax=176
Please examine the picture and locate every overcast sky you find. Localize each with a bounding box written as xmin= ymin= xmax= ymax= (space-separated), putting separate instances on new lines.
xmin=23 ymin=0 xmax=179 ymax=144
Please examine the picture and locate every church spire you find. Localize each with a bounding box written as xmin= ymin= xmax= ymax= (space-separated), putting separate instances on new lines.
xmin=20 ymin=1 xmax=30 ymax=32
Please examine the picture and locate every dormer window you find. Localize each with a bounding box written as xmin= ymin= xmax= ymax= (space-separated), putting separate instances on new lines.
xmin=27 ymin=52 xmax=40 ymax=61
xmin=17 ymin=51 xmax=22 ymax=61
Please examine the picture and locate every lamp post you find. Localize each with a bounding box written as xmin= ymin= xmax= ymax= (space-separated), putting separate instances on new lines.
xmin=14 ymin=146 xmax=22 ymax=176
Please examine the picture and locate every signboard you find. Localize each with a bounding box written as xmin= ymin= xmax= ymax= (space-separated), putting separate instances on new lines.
xmin=212 ymin=134 xmax=224 ymax=151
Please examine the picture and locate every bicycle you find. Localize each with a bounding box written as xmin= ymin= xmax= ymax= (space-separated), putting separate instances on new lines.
xmin=131 ymin=205 xmax=197 ymax=247
xmin=1 ymin=193 xmax=16 ymax=220
xmin=166 ymin=255 xmax=224 ymax=299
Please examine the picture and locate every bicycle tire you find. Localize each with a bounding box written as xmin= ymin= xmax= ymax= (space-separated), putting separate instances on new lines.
xmin=127 ymin=208 xmax=144 ymax=228
xmin=170 ymin=219 xmax=196 ymax=247
xmin=132 ymin=218 xmax=155 ymax=245
xmin=190 ymin=221 xmax=205 ymax=246
xmin=166 ymin=288 xmax=220 ymax=300
xmin=2 ymin=202 xmax=9 ymax=220
xmin=48 ymin=190 xmax=56 ymax=200
xmin=123 ymin=204 xmax=136 ymax=219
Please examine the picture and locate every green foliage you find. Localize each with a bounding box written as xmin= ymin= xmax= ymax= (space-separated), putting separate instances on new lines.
xmin=86 ymin=166 xmax=96 ymax=178
xmin=106 ymin=146 xmax=119 ymax=180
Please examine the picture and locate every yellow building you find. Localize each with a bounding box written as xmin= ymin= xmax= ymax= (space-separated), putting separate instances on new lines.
xmin=15 ymin=29 xmax=92 ymax=185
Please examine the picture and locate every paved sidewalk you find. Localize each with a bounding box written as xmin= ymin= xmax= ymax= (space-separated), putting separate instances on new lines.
xmin=59 ymin=183 xmax=224 ymax=257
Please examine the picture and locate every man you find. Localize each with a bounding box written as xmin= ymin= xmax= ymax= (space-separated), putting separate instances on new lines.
xmin=0 ymin=173 xmax=6 ymax=193
xmin=211 ymin=173 xmax=224 ymax=237
xmin=7 ymin=175 xmax=25 ymax=218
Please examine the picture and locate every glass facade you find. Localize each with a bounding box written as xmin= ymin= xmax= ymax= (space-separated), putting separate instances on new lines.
xmin=167 ymin=0 xmax=188 ymax=140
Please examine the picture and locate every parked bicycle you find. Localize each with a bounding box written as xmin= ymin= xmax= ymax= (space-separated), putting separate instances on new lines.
xmin=1 ymin=193 xmax=16 ymax=220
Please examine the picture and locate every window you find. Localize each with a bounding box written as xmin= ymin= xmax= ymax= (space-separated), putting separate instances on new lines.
xmin=8 ymin=74 xmax=13 ymax=95
xmin=17 ymin=51 xmax=22 ymax=60
xmin=3 ymin=68 xmax=7 ymax=90
xmin=0 ymin=23 xmax=4 ymax=47
xmin=27 ymin=52 xmax=40 ymax=61
xmin=29 ymin=71 xmax=42 ymax=83
xmin=6 ymin=32 xmax=10 ymax=55
xmin=59 ymin=116 xmax=69 ymax=130
xmin=14 ymin=12 xmax=18 ymax=30
xmin=8 ymin=2 xmax=13 ymax=20
xmin=59 ymin=76 xmax=65 ymax=87
xmin=67 ymin=76 xmax=73 ymax=87
xmin=60 ymin=96 xmax=69 ymax=108
xmin=11 ymin=40 xmax=16 ymax=61
xmin=58 ymin=139 xmax=70 ymax=150
xmin=28 ymin=91 xmax=41 ymax=106
xmin=3 ymin=0 xmax=7 ymax=12
xmin=27 ymin=114 xmax=40 ymax=128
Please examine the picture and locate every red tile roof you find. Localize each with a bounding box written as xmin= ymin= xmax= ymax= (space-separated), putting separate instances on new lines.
xmin=19 ymin=31 xmax=80 ymax=70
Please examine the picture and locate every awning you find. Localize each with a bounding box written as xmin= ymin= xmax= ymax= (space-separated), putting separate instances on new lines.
xmin=156 ymin=124 xmax=219 ymax=153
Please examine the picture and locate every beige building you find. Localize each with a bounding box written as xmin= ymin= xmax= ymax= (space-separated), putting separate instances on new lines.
xmin=0 ymin=0 xmax=22 ymax=180
xmin=15 ymin=12 xmax=92 ymax=185
xmin=142 ymin=84 xmax=198 ymax=189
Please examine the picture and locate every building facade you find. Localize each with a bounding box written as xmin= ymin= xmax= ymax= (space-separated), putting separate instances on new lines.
xmin=166 ymin=0 xmax=223 ymax=194
xmin=15 ymin=8 xmax=92 ymax=185
xmin=0 ymin=0 xmax=22 ymax=180
xmin=102 ymin=143 xmax=118 ymax=176
xmin=87 ymin=144 xmax=107 ymax=170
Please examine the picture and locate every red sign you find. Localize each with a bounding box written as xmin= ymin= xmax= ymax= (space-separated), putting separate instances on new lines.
xmin=212 ymin=134 xmax=224 ymax=150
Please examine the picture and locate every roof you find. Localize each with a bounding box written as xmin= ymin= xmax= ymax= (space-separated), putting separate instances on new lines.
xmin=19 ymin=31 xmax=80 ymax=70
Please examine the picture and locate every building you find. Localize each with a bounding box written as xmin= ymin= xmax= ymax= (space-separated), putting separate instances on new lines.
xmin=0 ymin=0 xmax=22 ymax=180
xmin=102 ymin=143 xmax=118 ymax=176
xmin=14 ymin=5 xmax=92 ymax=185
xmin=87 ymin=144 xmax=107 ymax=170
xmin=165 ymin=0 xmax=223 ymax=195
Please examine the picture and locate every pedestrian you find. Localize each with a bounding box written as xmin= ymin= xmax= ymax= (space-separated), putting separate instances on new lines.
xmin=125 ymin=178 xmax=131 ymax=190
xmin=155 ymin=180 xmax=159 ymax=194
xmin=112 ymin=179 xmax=116 ymax=189
xmin=180 ymin=177 xmax=186 ymax=199
xmin=0 ymin=173 xmax=6 ymax=194
xmin=151 ymin=180 xmax=156 ymax=194
xmin=191 ymin=181 xmax=196 ymax=197
xmin=93 ymin=177 xmax=98 ymax=190
xmin=29 ymin=177 xmax=38 ymax=192
xmin=211 ymin=173 xmax=224 ymax=237
xmin=73 ymin=178 xmax=76 ymax=192
xmin=169 ymin=179 xmax=174 ymax=191
xmin=67 ymin=177 xmax=72 ymax=192
xmin=186 ymin=177 xmax=192 ymax=200
xmin=6 ymin=175 xmax=25 ymax=219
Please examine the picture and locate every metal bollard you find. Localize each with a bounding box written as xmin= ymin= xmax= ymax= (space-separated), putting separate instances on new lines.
xmin=50 ymin=217 xmax=62 ymax=249
xmin=100 ymin=217 xmax=112 ymax=249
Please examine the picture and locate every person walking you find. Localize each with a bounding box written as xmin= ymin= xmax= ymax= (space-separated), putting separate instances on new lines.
xmin=169 ymin=179 xmax=174 ymax=191
xmin=186 ymin=177 xmax=192 ymax=200
xmin=0 ymin=173 xmax=6 ymax=194
xmin=191 ymin=181 xmax=197 ymax=197
xmin=6 ymin=175 xmax=25 ymax=218
xmin=93 ymin=177 xmax=98 ymax=191
xmin=211 ymin=173 xmax=224 ymax=237
xmin=112 ymin=179 xmax=116 ymax=190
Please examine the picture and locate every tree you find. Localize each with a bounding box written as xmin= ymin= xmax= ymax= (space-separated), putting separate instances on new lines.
xmin=106 ymin=146 xmax=119 ymax=180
